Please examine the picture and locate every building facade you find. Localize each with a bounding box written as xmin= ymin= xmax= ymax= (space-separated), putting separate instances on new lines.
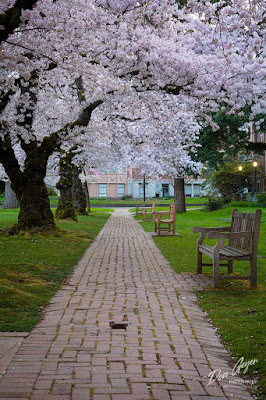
xmin=86 ymin=167 xmax=205 ymax=199
xmin=87 ymin=167 xmax=128 ymax=198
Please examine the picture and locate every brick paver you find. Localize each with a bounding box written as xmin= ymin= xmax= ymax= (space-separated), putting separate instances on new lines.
xmin=0 ymin=209 xmax=255 ymax=399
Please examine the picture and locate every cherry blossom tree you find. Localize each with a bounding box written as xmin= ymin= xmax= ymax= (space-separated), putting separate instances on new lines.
xmin=105 ymin=92 xmax=201 ymax=211
xmin=0 ymin=0 xmax=265 ymax=230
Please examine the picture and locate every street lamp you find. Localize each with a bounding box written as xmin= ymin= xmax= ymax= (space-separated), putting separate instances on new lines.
xmin=253 ymin=161 xmax=258 ymax=195
xmin=139 ymin=174 xmax=146 ymax=205
xmin=238 ymin=165 xmax=243 ymax=201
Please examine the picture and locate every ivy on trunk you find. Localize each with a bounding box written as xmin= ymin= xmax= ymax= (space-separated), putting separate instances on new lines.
xmin=72 ymin=166 xmax=87 ymax=215
xmin=55 ymin=150 xmax=77 ymax=221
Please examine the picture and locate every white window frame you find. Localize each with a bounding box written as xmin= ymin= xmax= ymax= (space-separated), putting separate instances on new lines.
xmin=98 ymin=183 xmax=107 ymax=197
xmin=118 ymin=183 xmax=125 ymax=197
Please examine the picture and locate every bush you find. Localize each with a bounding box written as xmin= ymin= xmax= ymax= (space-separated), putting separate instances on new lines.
xmin=122 ymin=194 xmax=133 ymax=200
xmin=227 ymin=201 xmax=258 ymax=208
xmin=256 ymin=192 xmax=266 ymax=207
xmin=203 ymin=197 xmax=225 ymax=211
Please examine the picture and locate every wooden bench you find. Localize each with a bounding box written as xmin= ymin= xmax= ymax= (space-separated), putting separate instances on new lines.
xmin=154 ymin=204 xmax=177 ymax=235
xmin=193 ymin=209 xmax=262 ymax=288
xmin=135 ymin=204 xmax=146 ymax=216
xmin=142 ymin=202 xmax=156 ymax=221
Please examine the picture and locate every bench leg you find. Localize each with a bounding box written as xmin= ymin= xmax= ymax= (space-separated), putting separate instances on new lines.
xmin=196 ymin=248 xmax=203 ymax=274
xmin=250 ymin=256 xmax=257 ymax=288
xmin=213 ymin=253 xmax=220 ymax=288
xmin=158 ymin=223 xmax=161 ymax=235
xmin=154 ymin=221 xmax=157 ymax=233
xmin=228 ymin=260 xmax=233 ymax=273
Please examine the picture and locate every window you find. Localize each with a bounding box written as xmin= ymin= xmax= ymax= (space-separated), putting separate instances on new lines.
xmin=99 ymin=184 xmax=107 ymax=197
xmin=162 ymin=184 xmax=169 ymax=197
xmin=194 ymin=185 xmax=201 ymax=197
xmin=118 ymin=184 xmax=125 ymax=197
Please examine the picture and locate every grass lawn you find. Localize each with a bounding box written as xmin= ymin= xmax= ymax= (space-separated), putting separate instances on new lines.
xmin=136 ymin=206 xmax=266 ymax=399
xmin=0 ymin=208 xmax=112 ymax=332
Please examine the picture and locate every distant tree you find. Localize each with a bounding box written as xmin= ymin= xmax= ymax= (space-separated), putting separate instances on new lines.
xmin=194 ymin=109 xmax=266 ymax=169
xmin=194 ymin=109 xmax=250 ymax=169
xmin=210 ymin=161 xmax=259 ymax=199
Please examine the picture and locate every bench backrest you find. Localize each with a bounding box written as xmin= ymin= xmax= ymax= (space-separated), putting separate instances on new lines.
xmin=169 ymin=204 xmax=177 ymax=221
xmin=230 ymin=209 xmax=262 ymax=252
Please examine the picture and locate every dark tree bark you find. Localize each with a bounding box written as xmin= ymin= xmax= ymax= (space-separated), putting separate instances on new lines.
xmin=4 ymin=181 xmax=18 ymax=209
xmin=55 ymin=151 xmax=77 ymax=221
xmin=72 ymin=166 xmax=87 ymax=214
xmin=0 ymin=135 xmax=56 ymax=231
xmin=174 ymin=177 xmax=186 ymax=213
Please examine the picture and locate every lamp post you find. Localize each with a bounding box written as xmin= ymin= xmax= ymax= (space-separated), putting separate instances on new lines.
xmin=139 ymin=174 xmax=146 ymax=205
xmin=253 ymin=161 xmax=258 ymax=197
xmin=238 ymin=165 xmax=243 ymax=201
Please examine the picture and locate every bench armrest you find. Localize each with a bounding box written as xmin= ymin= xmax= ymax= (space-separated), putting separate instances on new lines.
xmin=154 ymin=211 xmax=170 ymax=221
xmin=193 ymin=226 xmax=230 ymax=245
xmin=208 ymin=231 xmax=253 ymax=240
xmin=143 ymin=207 xmax=153 ymax=212
xmin=193 ymin=226 xmax=230 ymax=233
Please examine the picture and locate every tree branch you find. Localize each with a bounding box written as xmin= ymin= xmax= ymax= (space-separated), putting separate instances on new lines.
xmin=40 ymin=99 xmax=103 ymax=154
xmin=0 ymin=135 xmax=24 ymax=195
xmin=0 ymin=0 xmax=39 ymax=44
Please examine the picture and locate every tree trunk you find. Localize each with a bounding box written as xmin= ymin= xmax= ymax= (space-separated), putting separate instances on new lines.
xmin=174 ymin=177 xmax=186 ymax=213
xmin=0 ymin=138 xmax=57 ymax=232
xmin=17 ymin=177 xmax=56 ymax=230
xmin=4 ymin=181 xmax=17 ymax=209
xmin=72 ymin=166 xmax=87 ymax=214
xmin=84 ymin=183 xmax=91 ymax=213
xmin=55 ymin=151 xmax=77 ymax=221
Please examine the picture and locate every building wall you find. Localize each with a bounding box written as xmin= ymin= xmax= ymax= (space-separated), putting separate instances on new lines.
xmin=86 ymin=168 xmax=127 ymax=198
xmin=87 ymin=167 xmax=205 ymax=199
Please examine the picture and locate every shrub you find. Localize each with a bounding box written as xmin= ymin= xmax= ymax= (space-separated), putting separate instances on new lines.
xmin=227 ymin=201 xmax=258 ymax=208
xmin=122 ymin=194 xmax=133 ymax=200
xmin=203 ymin=197 xmax=225 ymax=211
xmin=256 ymin=192 xmax=266 ymax=207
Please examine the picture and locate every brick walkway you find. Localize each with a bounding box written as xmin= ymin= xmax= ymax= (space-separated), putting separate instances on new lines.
xmin=0 ymin=209 xmax=255 ymax=400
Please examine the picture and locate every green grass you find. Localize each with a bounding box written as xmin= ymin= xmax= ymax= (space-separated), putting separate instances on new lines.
xmin=0 ymin=208 xmax=111 ymax=331
xmin=198 ymin=291 xmax=265 ymax=399
xmin=136 ymin=206 xmax=266 ymax=398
